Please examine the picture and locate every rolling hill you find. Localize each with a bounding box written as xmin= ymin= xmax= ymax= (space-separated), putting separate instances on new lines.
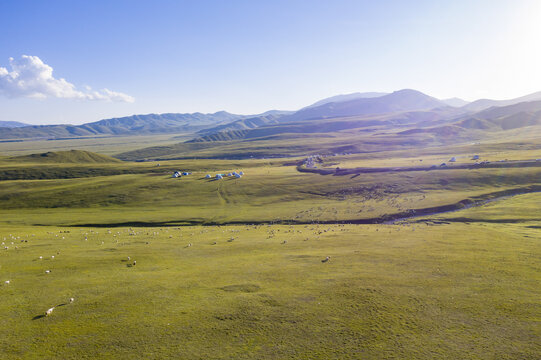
xmin=12 ymin=150 xmax=123 ymax=163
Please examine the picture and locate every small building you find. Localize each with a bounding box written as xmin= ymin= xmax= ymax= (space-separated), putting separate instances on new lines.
xmin=234 ymin=173 xmax=242 ymax=178
xmin=172 ymin=171 xmax=181 ymax=178
xmin=205 ymin=174 xmax=211 ymax=179
xmin=449 ymin=157 xmax=457 ymax=162
xmin=216 ymin=174 xmax=223 ymax=180
xmin=472 ymin=155 xmax=480 ymax=160
xmin=239 ymin=171 xmax=244 ymax=175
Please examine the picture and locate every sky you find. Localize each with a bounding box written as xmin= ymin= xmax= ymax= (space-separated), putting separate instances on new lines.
xmin=1 ymin=0 xmax=540 ymax=125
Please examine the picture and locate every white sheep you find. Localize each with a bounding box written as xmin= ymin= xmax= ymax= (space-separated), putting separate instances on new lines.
xmin=4 ymin=280 xmax=10 ymax=285
xmin=46 ymin=307 xmax=55 ymax=316
xmin=69 ymin=297 xmax=74 ymax=303
xmin=45 ymin=270 xmax=51 ymax=274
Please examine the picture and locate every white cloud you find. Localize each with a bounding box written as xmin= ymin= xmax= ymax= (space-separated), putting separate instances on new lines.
xmin=0 ymin=55 xmax=134 ymax=102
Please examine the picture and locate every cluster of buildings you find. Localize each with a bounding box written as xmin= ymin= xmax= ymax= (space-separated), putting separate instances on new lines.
xmin=302 ymin=155 xmax=323 ymax=169
xmin=208 ymin=171 xmax=244 ymax=180
xmin=172 ymin=170 xmax=244 ymax=180
xmin=172 ymin=171 xmax=192 ymax=178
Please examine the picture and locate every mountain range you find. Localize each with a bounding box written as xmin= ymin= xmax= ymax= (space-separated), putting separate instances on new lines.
xmin=2 ymin=89 xmax=541 ymax=142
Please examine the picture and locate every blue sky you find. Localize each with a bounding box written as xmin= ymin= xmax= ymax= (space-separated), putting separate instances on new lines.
xmin=1 ymin=0 xmax=540 ymax=124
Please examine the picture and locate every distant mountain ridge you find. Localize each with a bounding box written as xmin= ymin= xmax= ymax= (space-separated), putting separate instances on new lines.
xmin=441 ymin=98 xmax=469 ymax=107
xmin=462 ymin=91 xmax=541 ymax=112
xmin=0 ymin=121 xmax=31 ymax=128
xmin=276 ymin=89 xmax=447 ymax=124
xmin=0 ymin=111 xmax=284 ymax=140
xmin=3 ymin=88 xmax=541 ymax=141
xmin=304 ymin=92 xmax=389 ymax=109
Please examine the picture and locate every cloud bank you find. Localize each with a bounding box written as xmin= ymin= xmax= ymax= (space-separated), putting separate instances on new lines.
xmin=0 ymin=55 xmax=134 ymax=102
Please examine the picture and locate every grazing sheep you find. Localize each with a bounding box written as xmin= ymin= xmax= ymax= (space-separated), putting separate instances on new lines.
xmin=46 ymin=307 xmax=55 ymax=316
xmin=133 ymin=260 xmax=136 ymax=266
xmin=4 ymin=280 xmax=10 ymax=285
xmin=45 ymin=270 xmax=51 ymax=274
xmin=321 ymin=256 xmax=331 ymax=263
xmin=127 ymin=256 xmax=131 ymax=261
xmin=69 ymin=298 xmax=74 ymax=303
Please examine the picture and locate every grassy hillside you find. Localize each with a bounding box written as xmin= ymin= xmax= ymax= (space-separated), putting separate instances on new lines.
xmin=2 ymin=142 xmax=541 ymax=226
xmin=0 ymin=133 xmax=192 ymax=157
xmin=13 ymin=150 xmax=122 ymax=163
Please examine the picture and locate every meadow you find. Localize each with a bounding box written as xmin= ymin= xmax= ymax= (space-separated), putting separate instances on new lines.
xmin=0 ymin=136 xmax=540 ymax=359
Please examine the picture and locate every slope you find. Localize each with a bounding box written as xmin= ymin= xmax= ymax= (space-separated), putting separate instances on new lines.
xmin=12 ymin=150 xmax=123 ymax=163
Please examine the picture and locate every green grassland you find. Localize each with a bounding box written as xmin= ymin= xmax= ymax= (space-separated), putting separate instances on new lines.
xmin=1 ymin=220 xmax=539 ymax=358
xmin=0 ymin=133 xmax=540 ymax=358
xmin=0 ymin=133 xmax=192 ymax=157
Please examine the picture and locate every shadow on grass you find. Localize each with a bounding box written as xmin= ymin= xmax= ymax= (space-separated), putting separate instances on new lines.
xmin=31 ymin=303 xmax=68 ymax=320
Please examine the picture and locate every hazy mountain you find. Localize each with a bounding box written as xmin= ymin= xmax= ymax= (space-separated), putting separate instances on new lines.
xmin=197 ymin=113 xmax=287 ymax=136
xmin=189 ymin=107 xmax=463 ymax=144
xmin=0 ymin=121 xmax=31 ymax=128
xmin=400 ymin=99 xmax=541 ymax=135
xmin=0 ymin=112 xmax=247 ymax=140
xmin=189 ymin=98 xmax=541 ymax=145
xmin=462 ymin=91 xmax=541 ymax=112
xmin=278 ymin=89 xmax=447 ymax=123
xmin=0 ymin=111 xmax=297 ymax=140
xmin=441 ymin=97 xmax=469 ymax=107
xmin=455 ymin=100 xmax=541 ymax=130
xmin=304 ymin=92 xmax=388 ymax=109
